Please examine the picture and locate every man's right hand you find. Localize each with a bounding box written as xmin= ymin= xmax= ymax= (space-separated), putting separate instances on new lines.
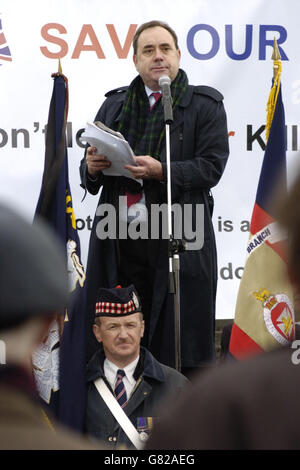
xmin=86 ymin=146 xmax=111 ymax=177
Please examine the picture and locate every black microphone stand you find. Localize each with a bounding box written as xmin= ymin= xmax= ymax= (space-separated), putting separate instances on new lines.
xmin=160 ymin=79 xmax=185 ymax=372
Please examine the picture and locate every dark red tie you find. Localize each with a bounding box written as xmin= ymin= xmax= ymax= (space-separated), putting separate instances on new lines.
xmin=150 ymin=92 xmax=162 ymax=110
xmin=126 ymin=191 xmax=142 ymax=207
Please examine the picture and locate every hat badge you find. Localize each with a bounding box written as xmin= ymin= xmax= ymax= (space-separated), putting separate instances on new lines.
xmin=132 ymin=291 xmax=140 ymax=310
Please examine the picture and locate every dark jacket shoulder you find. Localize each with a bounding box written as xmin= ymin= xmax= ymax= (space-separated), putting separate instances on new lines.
xmin=104 ymin=86 xmax=128 ymax=98
xmin=86 ymin=347 xmax=106 ymax=383
xmin=179 ymin=84 xmax=224 ymax=108
xmin=94 ymin=86 xmax=128 ymax=125
xmin=192 ymin=85 xmax=224 ymax=102
xmin=142 ymin=347 xmax=188 ymax=388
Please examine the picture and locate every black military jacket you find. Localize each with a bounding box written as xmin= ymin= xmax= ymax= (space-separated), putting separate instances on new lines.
xmin=85 ymin=346 xmax=188 ymax=448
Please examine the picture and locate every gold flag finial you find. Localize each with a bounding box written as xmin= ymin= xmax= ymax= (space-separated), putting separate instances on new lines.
xmin=58 ymin=58 xmax=62 ymax=74
xmin=271 ymin=37 xmax=281 ymax=61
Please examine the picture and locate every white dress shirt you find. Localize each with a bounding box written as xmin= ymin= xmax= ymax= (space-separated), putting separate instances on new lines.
xmin=104 ymin=356 xmax=140 ymax=400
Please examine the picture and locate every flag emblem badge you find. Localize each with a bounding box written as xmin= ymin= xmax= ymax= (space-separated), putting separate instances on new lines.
xmin=67 ymin=239 xmax=86 ymax=292
xmin=253 ymin=289 xmax=294 ymax=345
xmin=0 ymin=17 xmax=12 ymax=65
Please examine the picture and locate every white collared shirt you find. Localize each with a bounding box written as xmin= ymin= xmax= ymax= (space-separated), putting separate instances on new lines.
xmin=104 ymin=356 xmax=139 ymax=400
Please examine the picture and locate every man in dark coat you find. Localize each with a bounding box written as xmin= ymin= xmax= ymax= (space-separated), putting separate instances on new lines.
xmin=85 ymin=285 xmax=187 ymax=449
xmin=80 ymin=20 xmax=229 ymax=371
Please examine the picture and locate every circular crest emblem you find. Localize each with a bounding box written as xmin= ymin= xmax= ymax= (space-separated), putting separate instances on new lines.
xmin=263 ymin=294 xmax=295 ymax=345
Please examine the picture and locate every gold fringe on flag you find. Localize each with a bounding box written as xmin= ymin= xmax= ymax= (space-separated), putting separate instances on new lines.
xmin=41 ymin=408 xmax=56 ymax=433
xmin=265 ymin=39 xmax=282 ymax=143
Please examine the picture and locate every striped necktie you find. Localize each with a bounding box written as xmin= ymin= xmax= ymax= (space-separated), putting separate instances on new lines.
xmin=114 ymin=369 xmax=127 ymax=408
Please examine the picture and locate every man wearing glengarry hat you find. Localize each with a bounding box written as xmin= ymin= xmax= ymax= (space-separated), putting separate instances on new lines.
xmin=85 ymin=284 xmax=187 ymax=448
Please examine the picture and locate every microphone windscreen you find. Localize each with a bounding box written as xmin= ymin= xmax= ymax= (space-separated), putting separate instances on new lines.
xmin=158 ymin=75 xmax=171 ymax=87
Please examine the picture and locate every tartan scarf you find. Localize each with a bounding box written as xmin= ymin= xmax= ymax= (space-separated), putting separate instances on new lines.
xmin=118 ymin=68 xmax=188 ymax=159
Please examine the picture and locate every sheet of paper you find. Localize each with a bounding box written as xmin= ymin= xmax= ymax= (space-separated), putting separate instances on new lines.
xmin=80 ymin=121 xmax=141 ymax=183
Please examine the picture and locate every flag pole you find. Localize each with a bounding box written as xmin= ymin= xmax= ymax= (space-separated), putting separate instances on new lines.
xmin=58 ymin=58 xmax=63 ymax=74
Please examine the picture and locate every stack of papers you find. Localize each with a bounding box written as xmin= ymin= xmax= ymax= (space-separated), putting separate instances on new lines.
xmin=80 ymin=121 xmax=139 ymax=181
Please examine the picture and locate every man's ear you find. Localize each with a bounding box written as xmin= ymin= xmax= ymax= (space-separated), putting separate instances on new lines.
xmin=93 ymin=323 xmax=102 ymax=343
xmin=133 ymin=54 xmax=138 ymax=70
xmin=140 ymin=320 xmax=145 ymax=339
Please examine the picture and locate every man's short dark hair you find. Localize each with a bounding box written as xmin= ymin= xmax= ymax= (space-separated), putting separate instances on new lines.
xmin=132 ymin=20 xmax=179 ymax=55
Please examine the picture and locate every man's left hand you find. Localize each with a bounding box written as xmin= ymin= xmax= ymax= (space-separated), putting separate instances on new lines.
xmin=125 ymin=156 xmax=163 ymax=180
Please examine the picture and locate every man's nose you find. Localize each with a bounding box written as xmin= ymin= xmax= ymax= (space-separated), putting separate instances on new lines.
xmin=153 ymin=48 xmax=164 ymax=61
xmin=118 ymin=326 xmax=129 ymax=338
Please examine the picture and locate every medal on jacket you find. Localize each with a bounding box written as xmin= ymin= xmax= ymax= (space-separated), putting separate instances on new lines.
xmin=137 ymin=417 xmax=153 ymax=442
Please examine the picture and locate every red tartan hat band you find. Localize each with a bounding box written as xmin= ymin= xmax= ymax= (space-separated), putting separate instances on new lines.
xmin=95 ymin=284 xmax=142 ymax=318
xmin=96 ymin=299 xmax=136 ymax=315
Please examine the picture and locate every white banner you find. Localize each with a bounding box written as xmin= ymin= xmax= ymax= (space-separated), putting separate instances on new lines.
xmin=1 ymin=0 xmax=299 ymax=319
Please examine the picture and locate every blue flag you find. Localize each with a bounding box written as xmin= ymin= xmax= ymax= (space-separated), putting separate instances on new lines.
xmin=33 ymin=72 xmax=86 ymax=432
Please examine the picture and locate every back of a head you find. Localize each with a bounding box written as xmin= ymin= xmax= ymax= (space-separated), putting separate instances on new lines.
xmin=277 ymin=172 xmax=300 ymax=285
xmin=0 ymin=203 xmax=68 ymax=331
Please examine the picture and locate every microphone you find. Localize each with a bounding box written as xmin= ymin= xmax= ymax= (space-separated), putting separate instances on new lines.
xmin=158 ymin=75 xmax=173 ymax=124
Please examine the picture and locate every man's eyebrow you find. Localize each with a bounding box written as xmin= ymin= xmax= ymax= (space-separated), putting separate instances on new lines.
xmin=142 ymin=42 xmax=172 ymax=50
xmin=142 ymin=44 xmax=154 ymax=50
xmin=106 ymin=320 xmax=137 ymax=326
